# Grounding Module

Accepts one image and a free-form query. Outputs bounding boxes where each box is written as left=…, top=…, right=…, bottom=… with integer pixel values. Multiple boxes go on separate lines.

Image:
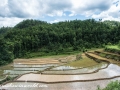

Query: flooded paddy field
left=51, top=62, right=107, bottom=70
left=43, top=62, right=108, bottom=74
left=13, top=64, right=59, bottom=68
left=2, top=77, right=120, bottom=90
left=17, top=64, right=120, bottom=82
left=0, top=53, right=120, bottom=90
left=0, top=56, right=65, bottom=78
left=2, top=64, right=51, bottom=77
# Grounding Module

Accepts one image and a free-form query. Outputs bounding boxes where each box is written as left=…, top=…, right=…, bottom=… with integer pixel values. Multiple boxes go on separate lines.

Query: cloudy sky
left=0, top=0, right=120, bottom=27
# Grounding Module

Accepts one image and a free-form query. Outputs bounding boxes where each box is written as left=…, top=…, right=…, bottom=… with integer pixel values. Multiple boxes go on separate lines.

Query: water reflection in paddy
left=17, top=64, right=120, bottom=82
left=14, top=67, right=47, bottom=71
left=51, top=66, right=76, bottom=70
left=43, top=62, right=108, bottom=74
left=14, top=64, right=58, bottom=68
left=52, top=62, right=107, bottom=70
left=2, top=77, right=120, bottom=90
left=2, top=63, right=58, bottom=77
left=4, top=70, right=38, bottom=75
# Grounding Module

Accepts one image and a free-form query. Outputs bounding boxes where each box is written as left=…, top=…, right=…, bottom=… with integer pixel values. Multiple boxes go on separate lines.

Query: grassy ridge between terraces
left=106, top=45, right=120, bottom=50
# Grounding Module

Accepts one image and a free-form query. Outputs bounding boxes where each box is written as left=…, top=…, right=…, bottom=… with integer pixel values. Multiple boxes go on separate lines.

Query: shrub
left=76, top=54, right=82, bottom=60
left=97, top=80, right=120, bottom=90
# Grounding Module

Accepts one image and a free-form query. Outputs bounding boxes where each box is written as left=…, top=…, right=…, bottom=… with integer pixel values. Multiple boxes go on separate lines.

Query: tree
left=0, top=39, right=14, bottom=65
left=118, top=41, right=120, bottom=49
left=1, top=19, right=120, bottom=58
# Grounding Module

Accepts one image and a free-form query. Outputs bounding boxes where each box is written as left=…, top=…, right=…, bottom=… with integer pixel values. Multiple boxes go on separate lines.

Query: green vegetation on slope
left=106, top=45, right=120, bottom=50
left=103, top=20, right=120, bottom=27
left=66, top=54, right=98, bottom=67
left=0, top=39, right=14, bottom=65
left=105, top=45, right=120, bottom=55
left=0, top=19, right=120, bottom=65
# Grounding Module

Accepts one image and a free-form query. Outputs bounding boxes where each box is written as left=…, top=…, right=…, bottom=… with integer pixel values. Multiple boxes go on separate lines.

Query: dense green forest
left=0, top=19, right=120, bottom=65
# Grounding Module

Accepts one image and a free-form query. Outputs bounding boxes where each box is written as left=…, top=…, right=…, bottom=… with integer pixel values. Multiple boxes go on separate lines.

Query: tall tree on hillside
left=0, top=39, right=14, bottom=65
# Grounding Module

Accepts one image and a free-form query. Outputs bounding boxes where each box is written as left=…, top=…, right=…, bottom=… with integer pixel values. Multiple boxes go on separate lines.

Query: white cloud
left=8, top=0, right=44, bottom=17
left=47, top=11, right=66, bottom=17
left=69, top=11, right=76, bottom=17
left=0, top=17, right=24, bottom=27
left=50, top=20, right=60, bottom=23
left=92, top=0, right=120, bottom=21
left=0, top=0, right=71, bottom=18
left=71, top=0, right=113, bottom=14
left=0, top=0, right=71, bottom=27
left=50, top=19, right=66, bottom=23
left=0, top=0, right=120, bottom=27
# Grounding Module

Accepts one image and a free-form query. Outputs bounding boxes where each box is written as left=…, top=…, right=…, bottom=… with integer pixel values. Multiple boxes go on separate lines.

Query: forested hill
left=0, top=19, right=120, bottom=65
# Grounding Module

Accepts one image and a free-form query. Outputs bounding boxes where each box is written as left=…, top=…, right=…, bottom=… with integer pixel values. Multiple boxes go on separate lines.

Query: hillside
left=0, top=19, right=120, bottom=65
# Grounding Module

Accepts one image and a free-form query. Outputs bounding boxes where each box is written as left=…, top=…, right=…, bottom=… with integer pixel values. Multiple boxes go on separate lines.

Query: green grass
left=106, top=45, right=120, bottom=50
left=99, top=53, right=106, bottom=57
left=97, top=80, right=120, bottom=90
left=22, top=47, right=103, bottom=59
left=0, top=74, right=6, bottom=79
left=66, top=55, right=98, bottom=67
left=23, top=50, right=81, bottom=59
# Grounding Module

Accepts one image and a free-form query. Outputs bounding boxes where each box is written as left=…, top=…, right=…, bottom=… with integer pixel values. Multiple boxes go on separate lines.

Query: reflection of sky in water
left=1, top=63, right=120, bottom=90
left=102, top=64, right=120, bottom=77
left=4, top=70, right=38, bottom=75
left=51, top=66, right=76, bottom=70
left=43, top=62, right=108, bottom=74
left=51, top=62, right=107, bottom=71
left=14, top=64, right=58, bottom=68
left=17, top=64, right=120, bottom=82
left=2, top=77, right=120, bottom=90
left=3, top=63, right=57, bottom=76
left=14, top=67, right=47, bottom=71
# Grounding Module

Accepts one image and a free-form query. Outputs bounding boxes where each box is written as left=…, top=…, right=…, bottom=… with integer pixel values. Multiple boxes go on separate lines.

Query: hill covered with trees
left=0, top=19, right=120, bottom=65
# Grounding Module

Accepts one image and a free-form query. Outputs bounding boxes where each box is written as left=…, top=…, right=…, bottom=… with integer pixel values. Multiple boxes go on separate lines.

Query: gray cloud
left=7, top=0, right=39, bottom=18
left=0, top=0, right=11, bottom=17
left=0, top=0, right=114, bottom=18
left=47, top=0, right=71, bottom=10
left=0, top=0, right=120, bottom=27
left=84, top=1, right=112, bottom=11
left=0, top=0, right=71, bottom=18
left=70, top=0, right=113, bottom=16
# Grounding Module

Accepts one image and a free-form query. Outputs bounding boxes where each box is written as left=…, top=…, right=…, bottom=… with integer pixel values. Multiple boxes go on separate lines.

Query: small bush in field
left=76, top=54, right=82, bottom=60
left=97, top=80, right=120, bottom=90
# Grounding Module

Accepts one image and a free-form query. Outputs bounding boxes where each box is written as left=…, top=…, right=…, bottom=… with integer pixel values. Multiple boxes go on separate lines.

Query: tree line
left=0, top=19, right=120, bottom=65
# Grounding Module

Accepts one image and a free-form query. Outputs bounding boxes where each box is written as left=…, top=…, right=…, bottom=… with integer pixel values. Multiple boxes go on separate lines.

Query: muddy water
left=17, top=64, right=120, bottom=82
left=51, top=66, right=77, bottom=70
left=13, top=64, right=58, bottom=68
left=51, top=62, right=107, bottom=70
left=43, top=62, right=108, bottom=74
left=1, top=62, right=120, bottom=90
left=4, top=70, right=38, bottom=75
left=2, top=77, right=120, bottom=90
left=14, top=59, right=61, bottom=65
left=14, top=67, right=47, bottom=71
left=2, top=64, right=58, bottom=77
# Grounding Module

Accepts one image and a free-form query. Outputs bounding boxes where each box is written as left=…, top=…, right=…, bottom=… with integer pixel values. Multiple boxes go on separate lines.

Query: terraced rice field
left=42, top=62, right=107, bottom=74
left=2, top=77, right=120, bottom=90
left=0, top=50, right=120, bottom=90
left=0, top=55, right=76, bottom=78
